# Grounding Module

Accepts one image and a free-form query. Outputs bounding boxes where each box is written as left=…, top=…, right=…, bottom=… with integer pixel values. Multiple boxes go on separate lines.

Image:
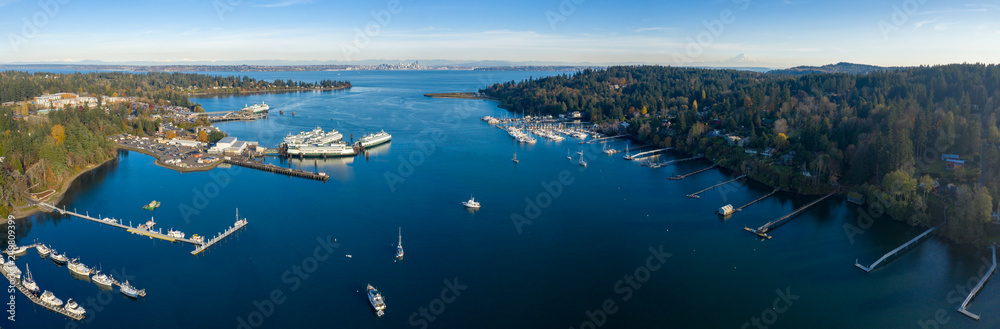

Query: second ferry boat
left=356, top=130, right=392, bottom=148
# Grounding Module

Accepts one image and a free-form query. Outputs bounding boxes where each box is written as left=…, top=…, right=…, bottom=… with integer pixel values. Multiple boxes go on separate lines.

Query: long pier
left=224, top=158, right=329, bottom=181
left=38, top=203, right=203, bottom=245
left=957, top=245, right=996, bottom=320
left=38, top=202, right=249, bottom=256
left=629, top=148, right=673, bottom=160
left=582, top=134, right=627, bottom=144
left=855, top=227, right=937, bottom=272
left=735, top=189, right=779, bottom=211
left=4, top=272, right=84, bottom=320
left=745, top=191, right=836, bottom=239
left=686, top=175, right=746, bottom=198
left=191, top=219, right=248, bottom=255
left=669, top=164, right=718, bottom=180
left=652, top=156, right=702, bottom=168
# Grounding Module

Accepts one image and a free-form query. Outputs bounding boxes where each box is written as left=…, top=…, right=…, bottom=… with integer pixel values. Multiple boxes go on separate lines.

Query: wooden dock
left=735, top=189, right=779, bottom=212
left=629, top=148, right=673, bottom=160
left=669, top=164, right=718, bottom=180
left=686, top=175, right=746, bottom=198
left=191, top=219, right=248, bottom=255
left=855, top=227, right=937, bottom=272
left=224, top=158, right=329, bottom=181
left=5, top=272, right=85, bottom=321
left=38, top=202, right=250, bottom=256
left=745, top=191, right=836, bottom=239
left=957, top=245, right=996, bottom=320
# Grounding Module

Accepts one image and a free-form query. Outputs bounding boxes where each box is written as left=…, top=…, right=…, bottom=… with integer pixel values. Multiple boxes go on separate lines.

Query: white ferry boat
left=241, top=102, right=270, bottom=114
left=286, top=143, right=358, bottom=157
left=357, top=130, right=392, bottom=148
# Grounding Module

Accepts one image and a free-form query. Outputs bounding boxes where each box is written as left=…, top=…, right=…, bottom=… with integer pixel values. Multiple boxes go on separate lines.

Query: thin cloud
left=917, top=8, right=987, bottom=15
left=914, top=19, right=936, bottom=28
left=255, top=0, right=312, bottom=8
left=634, top=27, right=673, bottom=33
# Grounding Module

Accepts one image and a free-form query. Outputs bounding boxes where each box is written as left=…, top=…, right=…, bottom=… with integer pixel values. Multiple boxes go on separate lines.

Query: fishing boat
left=396, top=227, right=404, bottom=260
left=23, top=264, right=39, bottom=295
left=190, top=234, right=205, bottom=244
left=50, top=250, right=68, bottom=265
left=367, top=284, right=387, bottom=317
left=462, top=195, right=481, bottom=209
left=36, top=243, right=50, bottom=257
left=64, top=298, right=86, bottom=316
left=92, top=270, right=114, bottom=288
left=120, top=280, right=139, bottom=298
left=68, top=258, right=92, bottom=276
left=167, top=228, right=185, bottom=239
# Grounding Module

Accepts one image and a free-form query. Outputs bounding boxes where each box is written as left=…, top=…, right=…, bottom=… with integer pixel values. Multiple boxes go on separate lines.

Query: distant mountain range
left=767, top=62, right=903, bottom=75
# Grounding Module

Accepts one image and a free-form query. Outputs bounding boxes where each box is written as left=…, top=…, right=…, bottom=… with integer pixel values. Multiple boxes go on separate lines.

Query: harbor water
left=5, top=70, right=999, bottom=328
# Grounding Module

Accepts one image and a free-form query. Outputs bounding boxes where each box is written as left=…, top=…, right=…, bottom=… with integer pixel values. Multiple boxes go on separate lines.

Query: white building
left=208, top=136, right=238, bottom=154
left=168, top=139, right=205, bottom=148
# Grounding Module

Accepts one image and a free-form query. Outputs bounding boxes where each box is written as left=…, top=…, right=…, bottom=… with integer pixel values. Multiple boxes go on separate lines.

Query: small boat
left=190, top=234, right=205, bottom=244
left=346, top=255, right=352, bottom=258
left=68, top=258, right=92, bottom=276
left=23, top=264, right=39, bottom=295
left=120, top=280, right=139, bottom=298
left=50, top=250, right=68, bottom=265
left=92, top=270, right=114, bottom=288
left=36, top=243, right=50, bottom=257
left=462, top=195, right=481, bottom=209
left=396, top=227, right=404, bottom=260
left=40, top=291, right=63, bottom=307
left=367, top=284, right=386, bottom=317
left=142, top=200, right=160, bottom=211
left=167, top=228, right=185, bottom=239
left=3, top=261, right=21, bottom=278
left=64, top=298, right=86, bottom=316
left=567, top=150, right=572, bottom=160
left=579, top=151, right=587, bottom=167
left=512, top=152, right=518, bottom=163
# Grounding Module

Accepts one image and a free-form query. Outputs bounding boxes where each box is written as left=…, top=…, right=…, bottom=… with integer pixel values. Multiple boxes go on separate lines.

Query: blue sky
left=0, top=0, right=998, bottom=67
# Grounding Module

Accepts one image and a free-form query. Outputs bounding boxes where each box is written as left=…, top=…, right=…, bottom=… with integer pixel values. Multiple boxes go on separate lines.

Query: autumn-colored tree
left=50, top=124, right=66, bottom=145
left=198, top=130, right=208, bottom=143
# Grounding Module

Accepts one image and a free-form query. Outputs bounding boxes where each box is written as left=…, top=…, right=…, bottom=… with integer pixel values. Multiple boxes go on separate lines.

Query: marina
left=685, top=175, right=746, bottom=198
left=745, top=191, right=837, bottom=239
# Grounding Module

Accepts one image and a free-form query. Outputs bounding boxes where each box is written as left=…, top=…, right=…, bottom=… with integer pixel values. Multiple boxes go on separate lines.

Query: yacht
left=68, top=258, right=92, bottom=276
left=64, top=298, right=86, bottom=316
left=23, top=264, right=39, bottom=295
left=120, top=280, right=139, bottom=298
left=40, top=291, right=63, bottom=307
left=462, top=195, right=481, bottom=209
left=36, top=243, right=50, bottom=257
left=167, top=228, right=185, bottom=239
left=396, top=227, right=404, bottom=260
left=367, top=284, right=386, bottom=317
left=50, top=250, right=68, bottom=265
left=92, top=270, right=114, bottom=288
left=3, top=261, right=21, bottom=278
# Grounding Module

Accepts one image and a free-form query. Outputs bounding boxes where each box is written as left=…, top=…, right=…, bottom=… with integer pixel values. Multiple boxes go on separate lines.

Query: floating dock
left=735, top=189, right=779, bottom=212
left=669, top=164, right=718, bottom=180
left=686, top=175, right=746, bottom=198
left=191, top=219, right=248, bottom=255
left=957, top=245, right=996, bottom=320
left=855, top=226, right=937, bottom=272
left=745, top=191, right=836, bottom=239
left=224, top=158, right=329, bottom=181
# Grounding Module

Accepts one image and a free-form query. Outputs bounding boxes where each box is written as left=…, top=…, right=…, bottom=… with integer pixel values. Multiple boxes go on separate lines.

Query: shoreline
left=116, top=145, right=222, bottom=173
left=185, top=85, right=351, bottom=97
left=424, top=92, right=495, bottom=100
left=11, top=155, right=117, bottom=220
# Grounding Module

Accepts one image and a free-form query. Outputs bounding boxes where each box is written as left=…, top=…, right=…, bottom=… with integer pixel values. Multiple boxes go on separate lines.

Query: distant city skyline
left=1, top=0, right=998, bottom=68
